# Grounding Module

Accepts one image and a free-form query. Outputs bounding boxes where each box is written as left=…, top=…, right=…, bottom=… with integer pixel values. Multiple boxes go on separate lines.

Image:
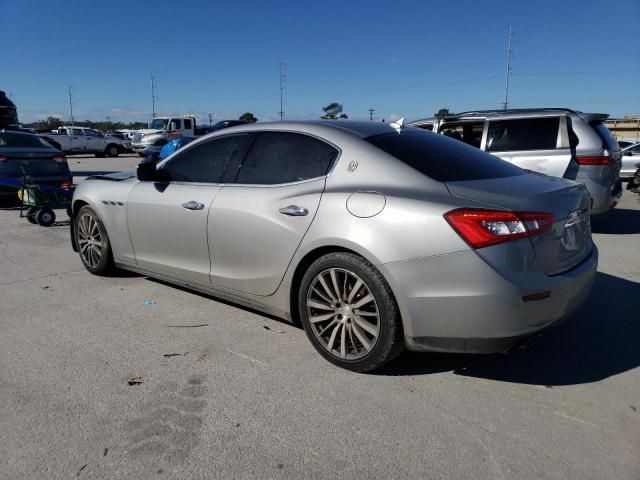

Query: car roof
left=224, top=120, right=406, bottom=139
left=411, top=108, right=610, bottom=124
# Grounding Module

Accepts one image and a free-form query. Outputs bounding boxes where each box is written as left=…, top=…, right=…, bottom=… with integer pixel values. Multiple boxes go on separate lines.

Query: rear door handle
left=279, top=205, right=309, bottom=216
left=182, top=201, right=205, bottom=210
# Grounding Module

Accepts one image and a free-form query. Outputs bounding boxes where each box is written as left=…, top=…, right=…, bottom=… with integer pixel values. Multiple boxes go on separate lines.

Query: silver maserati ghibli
left=70, top=121, right=597, bottom=372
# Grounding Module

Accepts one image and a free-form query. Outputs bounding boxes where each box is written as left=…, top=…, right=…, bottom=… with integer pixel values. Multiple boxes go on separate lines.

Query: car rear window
left=365, top=130, right=525, bottom=182
left=0, top=159, right=69, bottom=176
left=486, top=117, right=559, bottom=152
left=0, top=132, right=54, bottom=148
left=590, top=121, right=619, bottom=152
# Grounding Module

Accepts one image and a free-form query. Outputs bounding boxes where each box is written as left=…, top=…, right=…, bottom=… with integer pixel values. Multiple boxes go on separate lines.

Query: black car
left=0, top=130, right=73, bottom=202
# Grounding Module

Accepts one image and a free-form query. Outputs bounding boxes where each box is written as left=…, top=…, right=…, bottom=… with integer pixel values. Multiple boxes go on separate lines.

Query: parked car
left=410, top=109, right=623, bottom=215
left=617, top=140, right=633, bottom=149
left=39, top=126, right=130, bottom=157
left=0, top=130, right=72, bottom=201
left=131, top=116, right=196, bottom=154
left=140, top=136, right=196, bottom=163
left=620, top=142, right=640, bottom=179
left=70, top=121, right=597, bottom=372
left=198, top=120, right=248, bottom=135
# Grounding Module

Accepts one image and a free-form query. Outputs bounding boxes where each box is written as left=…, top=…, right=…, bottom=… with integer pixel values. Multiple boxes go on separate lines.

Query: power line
left=502, top=25, right=514, bottom=110
left=514, top=69, right=640, bottom=77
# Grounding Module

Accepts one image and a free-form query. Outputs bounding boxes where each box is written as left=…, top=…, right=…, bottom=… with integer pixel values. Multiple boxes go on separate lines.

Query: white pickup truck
left=39, top=126, right=131, bottom=157
left=131, top=116, right=197, bottom=154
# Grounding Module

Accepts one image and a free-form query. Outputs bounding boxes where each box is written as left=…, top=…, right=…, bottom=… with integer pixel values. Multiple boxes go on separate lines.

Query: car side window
left=438, top=122, right=484, bottom=148
left=235, top=132, right=337, bottom=185
left=486, top=118, right=560, bottom=152
left=162, top=134, right=254, bottom=183
left=169, top=119, right=181, bottom=131
left=183, top=119, right=192, bottom=129
left=72, top=128, right=84, bottom=136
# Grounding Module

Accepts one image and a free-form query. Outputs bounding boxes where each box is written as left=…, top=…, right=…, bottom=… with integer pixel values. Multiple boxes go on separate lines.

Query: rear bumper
left=583, top=176, right=622, bottom=215
left=384, top=246, right=598, bottom=354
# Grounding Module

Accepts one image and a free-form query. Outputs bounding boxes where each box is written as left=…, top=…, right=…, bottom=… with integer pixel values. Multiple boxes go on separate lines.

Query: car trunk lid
left=446, top=173, right=593, bottom=275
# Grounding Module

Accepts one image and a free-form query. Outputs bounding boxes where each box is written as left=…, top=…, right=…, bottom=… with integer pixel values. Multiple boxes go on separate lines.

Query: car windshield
left=0, top=131, right=53, bottom=148
left=149, top=119, right=168, bottom=130
left=365, top=129, right=525, bottom=182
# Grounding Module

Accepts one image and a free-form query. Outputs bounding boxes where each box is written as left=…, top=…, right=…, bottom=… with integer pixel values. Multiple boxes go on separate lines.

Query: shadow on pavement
left=591, top=207, right=640, bottom=235
left=378, top=272, right=640, bottom=385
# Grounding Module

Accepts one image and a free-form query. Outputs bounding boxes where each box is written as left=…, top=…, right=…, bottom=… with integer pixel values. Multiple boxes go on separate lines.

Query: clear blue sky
left=2, top=0, right=639, bottom=124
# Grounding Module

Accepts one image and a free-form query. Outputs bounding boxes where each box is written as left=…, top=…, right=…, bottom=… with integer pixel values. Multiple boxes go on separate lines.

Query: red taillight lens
left=52, top=155, right=66, bottom=163
left=575, top=155, right=614, bottom=165
left=0, top=155, right=7, bottom=161
left=60, top=182, right=72, bottom=190
left=444, top=208, right=554, bottom=249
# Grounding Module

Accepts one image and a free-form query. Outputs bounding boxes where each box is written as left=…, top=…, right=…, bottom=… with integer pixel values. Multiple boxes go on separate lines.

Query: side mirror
left=137, top=159, right=157, bottom=181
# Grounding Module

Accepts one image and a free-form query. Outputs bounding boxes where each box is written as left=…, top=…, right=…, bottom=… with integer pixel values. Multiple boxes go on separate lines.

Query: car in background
left=617, top=140, right=633, bottom=149
left=410, top=109, right=622, bottom=215
left=0, top=130, right=72, bottom=201
left=140, top=136, right=196, bottom=163
left=620, top=142, right=640, bottom=179
left=197, top=120, right=247, bottom=135
left=70, top=121, right=596, bottom=372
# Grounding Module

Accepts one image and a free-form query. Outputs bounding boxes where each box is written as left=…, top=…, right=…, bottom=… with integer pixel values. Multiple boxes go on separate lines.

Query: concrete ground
left=0, top=154, right=638, bottom=479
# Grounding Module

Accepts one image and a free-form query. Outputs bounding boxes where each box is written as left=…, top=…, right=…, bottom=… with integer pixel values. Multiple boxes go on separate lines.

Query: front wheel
left=105, top=144, right=119, bottom=157
left=75, top=206, right=115, bottom=275
left=298, top=252, right=404, bottom=372
left=36, top=208, right=56, bottom=227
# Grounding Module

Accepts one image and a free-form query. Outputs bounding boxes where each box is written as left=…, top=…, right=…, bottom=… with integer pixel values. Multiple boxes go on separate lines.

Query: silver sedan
left=70, top=121, right=597, bottom=372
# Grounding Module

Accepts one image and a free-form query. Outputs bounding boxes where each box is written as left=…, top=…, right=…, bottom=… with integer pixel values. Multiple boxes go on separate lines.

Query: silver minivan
left=410, top=109, right=622, bottom=214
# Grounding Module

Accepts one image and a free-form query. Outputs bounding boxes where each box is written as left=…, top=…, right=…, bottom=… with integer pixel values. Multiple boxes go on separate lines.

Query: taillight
left=0, top=155, right=7, bottom=161
left=60, top=182, right=72, bottom=190
left=52, top=155, right=66, bottom=163
left=575, top=155, right=614, bottom=165
left=444, top=208, right=554, bottom=249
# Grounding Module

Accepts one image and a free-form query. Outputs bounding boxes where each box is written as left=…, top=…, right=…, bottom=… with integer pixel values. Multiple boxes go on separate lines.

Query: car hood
left=86, top=170, right=136, bottom=181
left=138, top=129, right=164, bottom=136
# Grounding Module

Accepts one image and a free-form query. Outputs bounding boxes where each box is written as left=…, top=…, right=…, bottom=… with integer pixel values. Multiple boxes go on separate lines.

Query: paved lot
left=1, top=156, right=639, bottom=479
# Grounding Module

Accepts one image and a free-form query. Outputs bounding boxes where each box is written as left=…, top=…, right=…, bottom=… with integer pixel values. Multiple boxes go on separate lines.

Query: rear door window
left=235, top=132, right=338, bottom=185
left=486, top=117, right=559, bottom=152
left=162, top=134, right=255, bottom=183
left=438, top=122, right=484, bottom=148
left=365, top=130, right=524, bottom=182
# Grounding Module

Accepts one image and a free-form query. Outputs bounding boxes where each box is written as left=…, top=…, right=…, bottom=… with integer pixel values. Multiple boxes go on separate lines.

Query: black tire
left=36, top=208, right=56, bottom=227
left=298, top=252, right=404, bottom=372
left=75, top=205, right=115, bottom=275
left=105, top=144, right=119, bottom=157
left=66, top=206, right=73, bottom=218
left=26, top=207, right=38, bottom=224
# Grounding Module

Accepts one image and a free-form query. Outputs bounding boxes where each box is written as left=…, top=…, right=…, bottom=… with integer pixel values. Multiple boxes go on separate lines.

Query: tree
left=434, top=108, right=451, bottom=119
left=239, top=112, right=258, bottom=123
left=321, top=102, right=348, bottom=119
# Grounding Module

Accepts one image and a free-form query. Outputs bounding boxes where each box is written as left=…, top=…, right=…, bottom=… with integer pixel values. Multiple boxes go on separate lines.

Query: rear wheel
left=105, top=144, right=119, bottom=157
left=36, top=208, right=55, bottom=227
left=75, top=205, right=115, bottom=275
left=26, top=207, right=38, bottom=224
left=298, top=252, right=404, bottom=372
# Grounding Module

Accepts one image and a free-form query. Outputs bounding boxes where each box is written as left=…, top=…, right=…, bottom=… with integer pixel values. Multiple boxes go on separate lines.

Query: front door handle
left=182, top=201, right=205, bottom=211
left=279, top=205, right=309, bottom=216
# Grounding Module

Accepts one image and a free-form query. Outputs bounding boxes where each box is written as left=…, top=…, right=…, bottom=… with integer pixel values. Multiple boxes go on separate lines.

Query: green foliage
left=321, top=102, right=348, bottom=120
left=239, top=112, right=258, bottom=123
left=26, top=117, right=147, bottom=132
left=434, top=108, right=451, bottom=119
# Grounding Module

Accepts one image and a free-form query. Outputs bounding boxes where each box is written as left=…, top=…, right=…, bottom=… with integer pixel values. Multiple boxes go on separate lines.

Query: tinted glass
left=365, top=130, right=525, bottom=182
left=72, top=129, right=84, bottom=136
left=439, top=122, right=484, bottom=148
left=0, top=159, right=69, bottom=176
left=591, top=122, right=619, bottom=152
left=162, top=134, right=253, bottom=183
left=0, top=132, right=53, bottom=148
left=486, top=117, right=559, bottom=152
left=235, top=132, right=337, bottom=185
left=183, top=119, right=192, bottom=129
left=86, top=129, right=101, bottom=137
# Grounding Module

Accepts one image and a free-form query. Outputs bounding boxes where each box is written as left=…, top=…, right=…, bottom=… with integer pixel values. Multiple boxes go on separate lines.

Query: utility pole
left=151, top=75, right=158, bottom=118
left=502, top=26, right=514, bottom=110
left=208, top=113, right=212, bottom=125
left=106, top=116, right=112, bottom=131
left=68, top=86, right=75, bottom=126
left=368, top=108, right=375, bottom=121
left=279, top=62, right=286, bottom=121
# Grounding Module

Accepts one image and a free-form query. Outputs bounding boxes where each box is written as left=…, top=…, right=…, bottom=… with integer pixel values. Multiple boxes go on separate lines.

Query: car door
left=70, top=128, right=87, bottom=152
left=85, top=129, right=104, bottom=152
left=484, top=116, right=572, bottom=178
left=126, top=134, right=254, bottom=283
left=208, top=131, right=338, bottom=296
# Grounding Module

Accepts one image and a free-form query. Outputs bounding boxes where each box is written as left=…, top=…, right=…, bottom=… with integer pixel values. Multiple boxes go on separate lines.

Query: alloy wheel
left=306, top=268, right=380, bottom=360
left=77, top=213, right=103, bottom=268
